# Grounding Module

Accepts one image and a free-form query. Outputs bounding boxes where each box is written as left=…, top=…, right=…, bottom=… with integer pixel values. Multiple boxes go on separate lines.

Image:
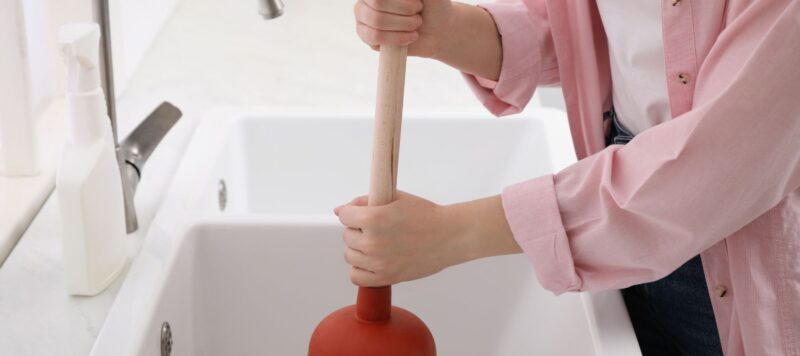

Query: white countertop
left=0, top=102, right=68, bottom=264
left=0, top=0, right=564, bottom=354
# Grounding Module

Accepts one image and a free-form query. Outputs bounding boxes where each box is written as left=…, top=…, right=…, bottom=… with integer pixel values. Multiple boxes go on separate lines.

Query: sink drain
left=161, top=321, right=173, bottom=356
left=218, top=179, right=227, bottom=211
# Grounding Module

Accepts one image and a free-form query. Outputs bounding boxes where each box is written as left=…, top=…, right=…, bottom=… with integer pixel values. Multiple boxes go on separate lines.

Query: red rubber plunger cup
left=308, top=45, right=436, bottom=355
left=309, top=287, right=436, bottom=355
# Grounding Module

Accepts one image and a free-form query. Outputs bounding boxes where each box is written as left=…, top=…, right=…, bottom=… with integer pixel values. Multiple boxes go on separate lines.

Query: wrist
left=439, top=202, right=481, bottom=265
left=440, top=195, right=520, bottom=265
left=441, top=203, right=480, bottom=265
left=430, top=2, right=502, bottom=80
left=427, top=2, right=467, bottom=62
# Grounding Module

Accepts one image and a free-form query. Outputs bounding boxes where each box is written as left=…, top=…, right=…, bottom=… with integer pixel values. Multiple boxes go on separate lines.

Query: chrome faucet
left=116, top=102, right=181, bottom=233
left=92, top=0, right=284, bottom=233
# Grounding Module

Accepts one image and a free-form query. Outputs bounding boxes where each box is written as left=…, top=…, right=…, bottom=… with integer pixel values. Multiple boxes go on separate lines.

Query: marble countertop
left=0, top=195, right=128, bottom=355
left=0, top=0, right=564, bottom=354
left=0, top=102, right=67, bottom=264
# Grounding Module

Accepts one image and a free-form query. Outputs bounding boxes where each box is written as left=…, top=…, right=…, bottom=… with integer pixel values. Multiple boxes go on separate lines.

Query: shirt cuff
left=501, top=174, right=582, bottom=294
left=462, top=1, right=541, bottom=116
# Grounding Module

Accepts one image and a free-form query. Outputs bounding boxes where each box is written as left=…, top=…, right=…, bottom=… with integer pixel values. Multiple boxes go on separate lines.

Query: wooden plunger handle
left=356, top=45, right=408, bottom=322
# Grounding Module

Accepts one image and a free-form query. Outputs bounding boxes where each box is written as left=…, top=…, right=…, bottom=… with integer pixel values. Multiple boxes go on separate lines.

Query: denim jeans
left=605, top=110, right=723, bottom=356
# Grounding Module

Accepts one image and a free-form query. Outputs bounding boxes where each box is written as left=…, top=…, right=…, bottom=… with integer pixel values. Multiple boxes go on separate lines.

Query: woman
left=336, top=1, right=800, bottom=354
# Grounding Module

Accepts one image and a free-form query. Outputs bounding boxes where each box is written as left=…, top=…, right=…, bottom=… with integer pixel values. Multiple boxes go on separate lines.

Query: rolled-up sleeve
left=502, top=0, right=800, bottom=294
left=462, top=0, right=559, bottom=116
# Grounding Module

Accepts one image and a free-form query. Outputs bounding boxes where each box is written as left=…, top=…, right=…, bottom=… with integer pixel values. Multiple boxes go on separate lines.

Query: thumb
left=334, top=195, right=369, bottom=215
left=349, top=195, right=369, bottom=206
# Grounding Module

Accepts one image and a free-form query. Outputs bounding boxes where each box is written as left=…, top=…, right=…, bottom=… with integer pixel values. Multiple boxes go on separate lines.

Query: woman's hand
left=353, top=0, right=503, bottom=80
left=335, top=192, right=466, bottom=286
left=354, top=0, right=455, bottom=58
left=334, top=191, right=521, bottom=287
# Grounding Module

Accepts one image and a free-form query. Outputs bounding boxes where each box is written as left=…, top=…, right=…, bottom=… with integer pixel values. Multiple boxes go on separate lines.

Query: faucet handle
left=120, top=102, right=182, bottom=171
left=119, top=101, right=182, bottom=233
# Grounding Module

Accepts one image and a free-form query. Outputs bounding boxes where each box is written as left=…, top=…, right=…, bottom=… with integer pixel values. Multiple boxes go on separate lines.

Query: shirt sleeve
left=462, top=0, right=559, bottom=116
left=502, top=0, right=800, bottom=294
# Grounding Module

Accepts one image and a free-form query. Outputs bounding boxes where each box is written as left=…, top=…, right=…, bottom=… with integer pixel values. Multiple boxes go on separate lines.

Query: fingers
left=344, top=247, right=373, bottom=271
left=338, top=203, right=391, bottom=230
left=343, top=231, right=392, bottom=287
left=337, top=204, right=369, bottom=228
left=362, top=0, right=423, bottom=16
left=349, top=195, right=369, bottom=207
left=355, top=1, right=422, bottom=32
left=356, top=22, right=419, bottom=47
left=334, top=195, right=368, bottom=216
left=336, top=192, right=405, bottom=228
left=354, top=0, right=420, bottom=47
left=350, top=266, right=385, bottom=287
left=342, top=227, right=368, bottom=252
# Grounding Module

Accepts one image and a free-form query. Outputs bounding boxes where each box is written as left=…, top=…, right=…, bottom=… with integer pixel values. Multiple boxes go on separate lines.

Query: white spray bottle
left=56, top=23, right=127, bottom=296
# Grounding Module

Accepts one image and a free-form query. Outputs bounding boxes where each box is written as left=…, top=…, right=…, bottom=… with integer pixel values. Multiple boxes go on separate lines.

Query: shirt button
left=672, top=0, right=682, bottom=6
left=714, top=285, right=728, bottom=298
left=678, top=73, right=691, bottom=85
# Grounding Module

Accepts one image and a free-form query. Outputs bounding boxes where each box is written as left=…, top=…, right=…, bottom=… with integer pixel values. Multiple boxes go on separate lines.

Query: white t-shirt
left=596, top=0, right=671, bottom=135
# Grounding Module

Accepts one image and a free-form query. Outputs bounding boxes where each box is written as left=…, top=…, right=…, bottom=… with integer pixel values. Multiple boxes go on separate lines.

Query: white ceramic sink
left=91, top=108, right=641, bottom=355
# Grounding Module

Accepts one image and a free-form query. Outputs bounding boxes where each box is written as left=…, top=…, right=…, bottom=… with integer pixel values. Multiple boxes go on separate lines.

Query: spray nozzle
left=59, top=23, right=102, bottom=93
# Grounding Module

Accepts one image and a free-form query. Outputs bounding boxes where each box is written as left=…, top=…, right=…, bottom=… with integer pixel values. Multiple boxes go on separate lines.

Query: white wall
left=110, top=0, right=182, bottom=95
left=6, top=0, right=180, bottom=111
left=0, top=0, right=93, bottom=129
left=0, top=0, right=39, bottom=175
left=26, top=0, right=95, bottom=111
left=1, top=0, right=97, bottom=175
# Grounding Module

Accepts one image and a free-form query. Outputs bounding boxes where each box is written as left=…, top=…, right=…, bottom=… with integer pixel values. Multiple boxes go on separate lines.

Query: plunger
left=308, top=45, right=436, bottom=355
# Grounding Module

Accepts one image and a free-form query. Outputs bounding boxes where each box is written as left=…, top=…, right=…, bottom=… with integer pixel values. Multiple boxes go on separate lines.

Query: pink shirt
left=464, top=1, right=800, bottom=355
